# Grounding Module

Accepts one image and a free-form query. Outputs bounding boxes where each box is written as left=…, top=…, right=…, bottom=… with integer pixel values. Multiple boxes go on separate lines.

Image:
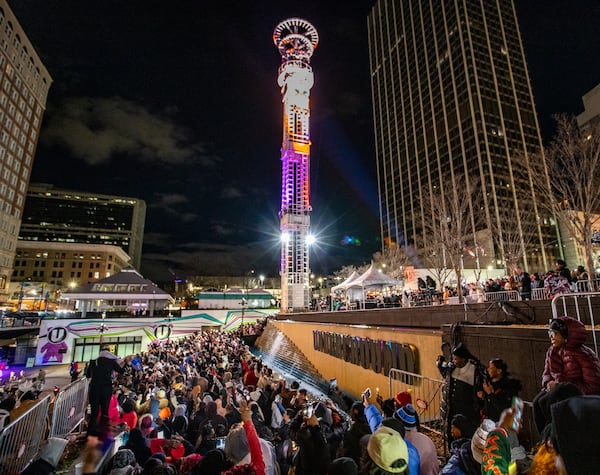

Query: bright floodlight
left=306, top=234, right=316, bottom=245
left=281, top=232, right=291, bottom=243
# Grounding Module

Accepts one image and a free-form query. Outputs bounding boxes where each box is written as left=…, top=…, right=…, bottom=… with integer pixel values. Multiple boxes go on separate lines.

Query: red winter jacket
left=542, top=316, right=600, bottom=395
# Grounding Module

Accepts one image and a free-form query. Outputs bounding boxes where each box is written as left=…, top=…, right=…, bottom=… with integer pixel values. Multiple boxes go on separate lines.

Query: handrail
left=551, top=292, right=600, bottom=354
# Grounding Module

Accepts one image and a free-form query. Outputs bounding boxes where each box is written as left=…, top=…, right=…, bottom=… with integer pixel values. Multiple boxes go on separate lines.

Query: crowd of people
left=67, top=312, right=600, bottom=475
left=481, top=259, right=595, bottom=300
left=7, top=307, right=596, bottom=475
left=74, top=320, right=386, bottom=475
left=330, top=258, right=597, bottom=311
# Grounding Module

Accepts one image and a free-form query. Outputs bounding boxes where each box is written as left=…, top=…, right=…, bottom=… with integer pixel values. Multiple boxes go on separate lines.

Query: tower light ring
left=277, top=33, right=315, bottom=58
left=273, top=18, right=319, bottom=60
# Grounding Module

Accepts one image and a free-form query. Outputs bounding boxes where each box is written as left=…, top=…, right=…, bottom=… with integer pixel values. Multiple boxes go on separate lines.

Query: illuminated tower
left=273, top=18, right=318, bottom=313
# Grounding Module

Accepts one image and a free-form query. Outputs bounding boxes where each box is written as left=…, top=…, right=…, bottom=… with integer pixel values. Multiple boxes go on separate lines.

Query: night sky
left=7, top=1, right=600, bottom=283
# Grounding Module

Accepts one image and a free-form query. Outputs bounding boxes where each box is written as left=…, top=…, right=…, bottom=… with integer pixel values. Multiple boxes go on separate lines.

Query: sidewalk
left=2, top=362, right=73, bottom=397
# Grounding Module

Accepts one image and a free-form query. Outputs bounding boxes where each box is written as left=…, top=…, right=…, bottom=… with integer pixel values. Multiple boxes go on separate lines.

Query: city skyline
left=7, top=0, right=600, bottom=282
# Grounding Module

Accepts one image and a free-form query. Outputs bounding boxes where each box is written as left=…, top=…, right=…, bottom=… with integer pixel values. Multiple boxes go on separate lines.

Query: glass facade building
left=368, top=0, right=556, bottom=271
left=20, top=183, right=146, bottom=270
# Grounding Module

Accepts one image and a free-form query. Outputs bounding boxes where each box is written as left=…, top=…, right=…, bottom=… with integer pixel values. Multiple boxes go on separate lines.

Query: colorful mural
left=35, top=308, right=278, bottom=365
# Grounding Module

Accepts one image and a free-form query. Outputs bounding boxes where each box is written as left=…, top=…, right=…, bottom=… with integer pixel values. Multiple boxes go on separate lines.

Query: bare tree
left=331, top=263, right=370, bottom=282
left=525, top=115, right=600, bottom=283
left=424, top=174, right=484, bottom=302
left=421, top=243, right=454, bottom=290
left=371, top=245, right=411, bottom=280
left=492, top=205, right=540, bottom=276
left=331, top=265, right=358, bottom=281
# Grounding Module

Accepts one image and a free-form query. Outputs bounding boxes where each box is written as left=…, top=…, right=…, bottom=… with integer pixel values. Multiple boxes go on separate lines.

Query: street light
left=240, top=297, right=247, bottom=335
left=99, top=311, right=107, bottom=344
left=259, top=274, right=265, bottom=288
left=167, top=311, right=173, bottom=343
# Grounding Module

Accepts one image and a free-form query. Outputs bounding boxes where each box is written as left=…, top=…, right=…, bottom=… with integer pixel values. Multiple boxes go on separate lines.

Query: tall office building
left=0, top=1, right=51, bottom=303
left=577, top=83, right=600, bottom=130
left=20, top=183, right=146, bottom=270
left=273, top=19, right=319, bottom=312
left=368, top=0, right=554, bottom=271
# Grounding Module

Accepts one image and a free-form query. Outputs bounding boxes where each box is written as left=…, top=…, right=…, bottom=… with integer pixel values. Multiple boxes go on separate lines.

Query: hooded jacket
left=87, top=349, right=125, bottom=388
left=542, top=316, right=600, bottom=395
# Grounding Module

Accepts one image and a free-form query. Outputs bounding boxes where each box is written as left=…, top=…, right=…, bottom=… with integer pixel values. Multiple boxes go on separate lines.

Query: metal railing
left=0, top=394, right=50, bottom=474
left=388, top=368, right=444, bottom=434
left=50, top=377, right=89, bottom=438
left=483, top=290, right=520, bottom=302
left=575, top=278, right=600, bottom=293
left=531, top=288, right=548, bottom=300
left=551, top=292, right=599, bottom=354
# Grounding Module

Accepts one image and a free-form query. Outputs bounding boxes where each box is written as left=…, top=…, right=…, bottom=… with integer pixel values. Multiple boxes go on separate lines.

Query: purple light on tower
left=273, top=18, right=319, bottom=313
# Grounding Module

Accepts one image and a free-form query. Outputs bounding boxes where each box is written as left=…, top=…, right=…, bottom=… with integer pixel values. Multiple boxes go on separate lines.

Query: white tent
left=328, top=265, right=404, bottom=309
left=346, top=264, right=403, bottom=289
left=344, top=264, right=403, bottom=307
left=331, top=271, right=360, bottom=293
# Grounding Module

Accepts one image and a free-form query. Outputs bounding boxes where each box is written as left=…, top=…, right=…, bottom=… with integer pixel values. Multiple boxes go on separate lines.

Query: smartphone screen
left=216, top=437, right=226, bottom=449
left=512, top=397, right=523, bottom=431
left=157, top=431, right=164, bottom=439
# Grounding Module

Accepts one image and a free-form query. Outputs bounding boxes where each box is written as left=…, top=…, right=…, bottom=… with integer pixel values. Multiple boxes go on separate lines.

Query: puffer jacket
left=542, top=316, right=600, bottom=395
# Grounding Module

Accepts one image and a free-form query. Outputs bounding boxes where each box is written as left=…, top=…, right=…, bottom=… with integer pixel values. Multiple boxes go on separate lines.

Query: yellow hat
left=367, top=426, right=409, bottom=473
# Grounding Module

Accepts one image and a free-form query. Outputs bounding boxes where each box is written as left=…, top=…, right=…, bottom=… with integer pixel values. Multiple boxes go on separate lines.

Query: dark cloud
left=41, top=96, right=218, bottom=166
left=142, top=241, right=278, bottom=278
left=220, top=187, right=243, bottom=200
left=148, top=193, right=197, bottom=223
left=142, top=232, right=172, bottom=249
left=152, top=193, right=188, bottom=206
left=210, top=223, right=237, bottom=236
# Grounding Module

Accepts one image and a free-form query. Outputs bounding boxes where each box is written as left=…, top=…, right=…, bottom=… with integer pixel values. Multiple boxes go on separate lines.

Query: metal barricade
left=531, top=287, right=548, bottom=300
left=0, top=394, right=50, bottom=474
left=552, top=292, right=600, bottom=354
left=575, top=278, right=600, bottom=293
left=483, top=290, right=520, bottom=302
left=388, top=368, right=444, bottom=434
left=50, top=376, right=89, bottom=438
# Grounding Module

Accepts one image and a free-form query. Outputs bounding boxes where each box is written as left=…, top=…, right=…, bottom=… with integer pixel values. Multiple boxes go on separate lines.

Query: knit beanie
left=452, top=342, right=471, bottom=359
left=450, top=414, right=470, bottom=437
left=394, top=404, right=417, bottom=429
left=471, top=419, right=496, bottom=464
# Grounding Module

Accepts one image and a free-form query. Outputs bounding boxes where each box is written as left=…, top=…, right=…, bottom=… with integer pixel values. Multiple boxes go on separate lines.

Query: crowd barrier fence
left=575, top=278, right=600, bottom=293
left=388, top=368, right=444, bottom=434
left=0, top=394, right=50, bottom=474
left=483, top=290, right=519, bottom=302
left=552, top=292, right=599, bottom=354
left=50, top=376, right=89, bottom=438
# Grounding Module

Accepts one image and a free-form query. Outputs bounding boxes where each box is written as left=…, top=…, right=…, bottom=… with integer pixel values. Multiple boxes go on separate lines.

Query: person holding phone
left=480, top=403, right=521, bottom=475
left=477, top=358, right=522, bottom=422
left=224, top=399, right=277, bottom=475
left=291, top=406, right=331, bottom=474
left=437, top=342, right=485, bottom=442
left=341, top=398, right=372, bottom=464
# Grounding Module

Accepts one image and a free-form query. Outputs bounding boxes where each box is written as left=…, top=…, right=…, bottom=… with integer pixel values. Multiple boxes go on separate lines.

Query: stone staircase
left=252, top=322, right=331, bottom=395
